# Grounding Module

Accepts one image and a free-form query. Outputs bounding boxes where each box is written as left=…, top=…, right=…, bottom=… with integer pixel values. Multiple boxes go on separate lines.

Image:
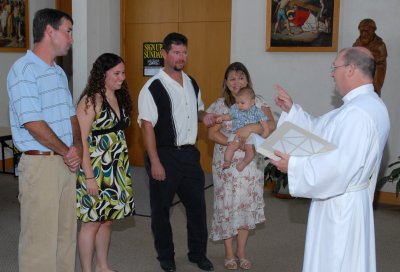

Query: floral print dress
left=207, top=97, right=267, bottom=241
left=77, top=101, right=135, bottom=222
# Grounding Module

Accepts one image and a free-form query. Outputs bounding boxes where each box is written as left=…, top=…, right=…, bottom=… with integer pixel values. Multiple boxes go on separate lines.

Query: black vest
left=148, top=76, right=199, bottom=147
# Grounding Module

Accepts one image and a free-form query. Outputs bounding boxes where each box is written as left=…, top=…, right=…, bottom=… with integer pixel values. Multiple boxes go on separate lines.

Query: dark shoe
left=159, top=259, right=176, bottom=272
left=189, top=257, right=214, bottom=271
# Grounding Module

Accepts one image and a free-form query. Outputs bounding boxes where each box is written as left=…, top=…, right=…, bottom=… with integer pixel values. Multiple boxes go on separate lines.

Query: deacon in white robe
left=271, top=47, right=390, bottom=272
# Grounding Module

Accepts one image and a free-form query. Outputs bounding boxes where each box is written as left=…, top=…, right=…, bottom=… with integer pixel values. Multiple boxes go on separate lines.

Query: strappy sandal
left=224, top=258, right=238, bottom=270
left=239, top=258, right=252, bottom=270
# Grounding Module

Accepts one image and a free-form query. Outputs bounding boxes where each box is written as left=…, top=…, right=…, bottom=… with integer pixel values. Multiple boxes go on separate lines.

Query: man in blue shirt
left=7, top=8, right=82, bottom=272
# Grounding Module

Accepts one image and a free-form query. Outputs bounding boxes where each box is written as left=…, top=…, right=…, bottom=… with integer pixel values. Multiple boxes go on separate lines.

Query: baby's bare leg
left=236, top=144, right=255, bottom=172
left=223, top=140, right=241, bottom=169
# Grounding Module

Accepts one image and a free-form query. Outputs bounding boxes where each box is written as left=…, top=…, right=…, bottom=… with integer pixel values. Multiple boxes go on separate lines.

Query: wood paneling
left=56, top=0, right=72, bottom=15
left=179, top=22, right=231, bottom=169
left=123, top=23, right=178, bottom=166
left=55, top=0, right=72, bottom=74
left=179, top=22, right=231, bottom=107
left=374, top=192, right=400, bottom=206
left=179, top=0, right=231, bottom=22
left=121, top=0, right=231, bottom=172
left=125, top=0, right=179, bottom=23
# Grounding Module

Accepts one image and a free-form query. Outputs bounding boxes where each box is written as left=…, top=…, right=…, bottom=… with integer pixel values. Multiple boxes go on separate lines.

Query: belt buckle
left=176, top=144, right=193, bottom=150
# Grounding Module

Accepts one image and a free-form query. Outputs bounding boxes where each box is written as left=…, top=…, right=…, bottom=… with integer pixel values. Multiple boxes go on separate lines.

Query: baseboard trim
left=0, top=158, right=13, bottom=171
left=265, top=181, right=400, bottom=206
left=374, top=191, right=400, bottom=205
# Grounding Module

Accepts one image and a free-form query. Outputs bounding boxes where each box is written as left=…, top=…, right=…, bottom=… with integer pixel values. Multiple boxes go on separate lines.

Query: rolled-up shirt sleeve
left=137, top=87, right=158, bottom=127
left=197, top=89, right=205, bottom=112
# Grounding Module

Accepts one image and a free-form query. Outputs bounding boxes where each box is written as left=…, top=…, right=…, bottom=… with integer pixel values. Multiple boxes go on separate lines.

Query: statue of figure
left=353, top=18, right=387, bottom=96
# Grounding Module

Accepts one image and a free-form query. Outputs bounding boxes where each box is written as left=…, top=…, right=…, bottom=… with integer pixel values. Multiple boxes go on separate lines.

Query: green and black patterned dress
left=77, top=101, right=135, bottom=222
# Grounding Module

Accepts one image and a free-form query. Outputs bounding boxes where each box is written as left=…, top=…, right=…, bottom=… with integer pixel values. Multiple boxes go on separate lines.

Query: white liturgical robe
left=278, top=84, right=390, bottom=272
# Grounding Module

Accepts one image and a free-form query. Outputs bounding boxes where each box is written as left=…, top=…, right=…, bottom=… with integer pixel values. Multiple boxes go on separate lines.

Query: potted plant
left=376, top=156, right=400, bottom=197
left=264, top=161, right=291, bottom=198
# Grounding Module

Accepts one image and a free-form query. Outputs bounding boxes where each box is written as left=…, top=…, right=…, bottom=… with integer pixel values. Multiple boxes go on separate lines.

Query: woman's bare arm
left=262, top=105, right=276, bottom=135
left=208, top=123, right=229, bottom=146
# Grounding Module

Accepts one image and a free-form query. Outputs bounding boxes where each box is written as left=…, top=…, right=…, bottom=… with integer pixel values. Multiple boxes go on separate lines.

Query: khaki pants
left=18, top=154, right=77, bottom=272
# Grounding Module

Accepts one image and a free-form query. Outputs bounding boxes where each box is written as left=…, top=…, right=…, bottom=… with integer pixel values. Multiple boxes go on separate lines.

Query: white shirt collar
left=342, top=84, right=374, bottom=103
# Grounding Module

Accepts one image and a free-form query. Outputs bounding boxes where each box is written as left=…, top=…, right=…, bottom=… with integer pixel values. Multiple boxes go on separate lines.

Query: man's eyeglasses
left=330, top=64, right=348, bottom=72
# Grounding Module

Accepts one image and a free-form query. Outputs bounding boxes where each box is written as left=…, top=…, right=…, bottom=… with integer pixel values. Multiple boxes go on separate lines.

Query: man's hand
left=269, top=150, right=290, bottom=173
left=202, top=113, right=218, bottom=127
left=151, top=160, right=166, bottom=181
left=274, top=84, right=293, bottom=113
left=63, top=145, right=82, bottom=172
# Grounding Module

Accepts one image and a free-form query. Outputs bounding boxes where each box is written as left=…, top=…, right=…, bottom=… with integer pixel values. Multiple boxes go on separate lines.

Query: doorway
left=121, top=0, right=232, bottom=172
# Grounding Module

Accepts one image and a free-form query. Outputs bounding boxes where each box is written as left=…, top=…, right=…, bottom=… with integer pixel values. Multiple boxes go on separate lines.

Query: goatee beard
left=173, top=66, right=183, bottom=72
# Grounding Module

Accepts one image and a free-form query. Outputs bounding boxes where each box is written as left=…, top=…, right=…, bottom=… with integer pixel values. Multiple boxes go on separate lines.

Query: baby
left=217, top=86, right=269, bottom=171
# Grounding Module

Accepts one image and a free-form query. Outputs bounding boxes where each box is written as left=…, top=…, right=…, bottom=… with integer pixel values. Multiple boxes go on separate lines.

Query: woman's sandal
left=239, top=258, right=252, bottom=270
left=224, top=258, right=238, bottom=270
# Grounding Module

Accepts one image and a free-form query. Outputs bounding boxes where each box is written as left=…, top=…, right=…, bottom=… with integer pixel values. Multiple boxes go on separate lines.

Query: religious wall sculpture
left=353, top=18, right=387, bottom=96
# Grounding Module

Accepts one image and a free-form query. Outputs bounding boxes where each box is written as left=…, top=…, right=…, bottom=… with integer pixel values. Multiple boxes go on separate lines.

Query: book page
left=255, top=121, right=336, bottom=161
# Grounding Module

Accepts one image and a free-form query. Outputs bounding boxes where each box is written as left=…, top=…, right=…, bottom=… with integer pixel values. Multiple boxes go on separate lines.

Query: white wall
left=0, top=0, right=54, bottom=128
left=0, top=0, right=54, bottom=159
left=0, top=0, right=120, bottom=159
left=231, top=0, right=400, bottom=192
left=72, top=0, right=120, bottom=104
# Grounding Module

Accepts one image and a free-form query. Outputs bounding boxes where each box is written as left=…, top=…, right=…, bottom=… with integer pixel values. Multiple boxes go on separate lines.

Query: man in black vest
left=138, top=32, right=217, bottom=272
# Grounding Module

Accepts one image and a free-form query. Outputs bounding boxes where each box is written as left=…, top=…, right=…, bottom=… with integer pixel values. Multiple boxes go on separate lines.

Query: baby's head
left=235, top=87, right=256, bottom=111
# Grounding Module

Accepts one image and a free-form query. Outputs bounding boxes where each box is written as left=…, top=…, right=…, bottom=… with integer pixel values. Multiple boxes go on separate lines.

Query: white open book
left=255, top=121, right=336, bottom=161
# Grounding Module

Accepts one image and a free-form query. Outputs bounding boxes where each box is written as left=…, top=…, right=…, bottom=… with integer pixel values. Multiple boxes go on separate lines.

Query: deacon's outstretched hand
left=274, top=84, right=293, bottom=113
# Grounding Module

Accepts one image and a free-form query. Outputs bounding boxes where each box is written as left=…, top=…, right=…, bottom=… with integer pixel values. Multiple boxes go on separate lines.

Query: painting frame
left=266, top=0, right=340, bottom=52
left=0, top=0, right=29, bottom=53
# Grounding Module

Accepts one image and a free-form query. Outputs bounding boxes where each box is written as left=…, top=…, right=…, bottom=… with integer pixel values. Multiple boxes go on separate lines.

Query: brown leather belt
left=24, top=150, right=58, bottom=156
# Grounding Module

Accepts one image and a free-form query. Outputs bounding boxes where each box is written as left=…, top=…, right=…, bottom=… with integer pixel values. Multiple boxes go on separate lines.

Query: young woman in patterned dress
left=76, top=53, right=134, bottom=272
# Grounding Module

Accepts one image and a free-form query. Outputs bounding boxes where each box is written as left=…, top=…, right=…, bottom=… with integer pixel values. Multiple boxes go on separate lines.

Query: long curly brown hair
left=78, top=53, right=133, bottom=121
left=221, top=62, right=253, bottom=108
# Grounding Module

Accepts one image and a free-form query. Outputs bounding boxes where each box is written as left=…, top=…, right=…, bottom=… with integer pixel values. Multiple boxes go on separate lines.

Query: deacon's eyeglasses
left=330, top=64, right=348, bottom=72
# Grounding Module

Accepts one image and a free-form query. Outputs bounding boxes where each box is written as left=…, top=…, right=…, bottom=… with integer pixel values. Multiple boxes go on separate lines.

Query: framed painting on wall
left=266, top=0, right=340, bottom=52
left=0, top=0, right=29, bottom=53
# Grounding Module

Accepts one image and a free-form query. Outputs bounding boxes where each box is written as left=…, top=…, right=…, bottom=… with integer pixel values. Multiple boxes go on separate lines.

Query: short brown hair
left=237, top=86, right=255, bottom=99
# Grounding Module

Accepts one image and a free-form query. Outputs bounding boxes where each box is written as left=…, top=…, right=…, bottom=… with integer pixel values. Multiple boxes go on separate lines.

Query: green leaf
left=377, top=158, right=400, bottom=198
left=274, top=179, right=282, bottom=194
left=388, top=167, right=400, bottom=176
left=264, top=162, right=288, bottom=194
left=388, top=160, right=400, bottom=168
left=282, top=175, right=288, bottom=188
left=376, top=177, right=389, bottom=191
